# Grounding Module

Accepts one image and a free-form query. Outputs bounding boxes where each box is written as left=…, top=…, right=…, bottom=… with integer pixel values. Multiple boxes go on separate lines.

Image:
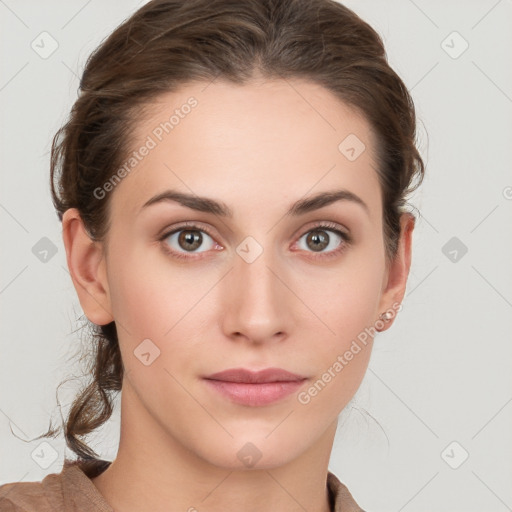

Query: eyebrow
left=141, top=188, right=370, bottom=217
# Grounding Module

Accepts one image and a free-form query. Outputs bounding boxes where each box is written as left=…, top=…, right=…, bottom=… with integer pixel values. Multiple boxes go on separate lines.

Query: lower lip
left=204, top=379, right=307, bottom=406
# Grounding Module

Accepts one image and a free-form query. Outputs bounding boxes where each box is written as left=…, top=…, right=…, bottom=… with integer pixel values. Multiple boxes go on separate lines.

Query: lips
left=203, top=368, right=308, bottom=406
left=204, top=367, right=306, bottom=384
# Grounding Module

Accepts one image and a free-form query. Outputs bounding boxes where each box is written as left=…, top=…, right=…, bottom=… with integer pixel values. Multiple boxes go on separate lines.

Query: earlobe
left=376, top=212, right=415, bottom=332
left=61, top=208, right=114, bottom=326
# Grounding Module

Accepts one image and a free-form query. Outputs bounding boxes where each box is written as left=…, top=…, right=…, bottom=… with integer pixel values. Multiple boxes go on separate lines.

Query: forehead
left=109, top=78, right=381, bottom=223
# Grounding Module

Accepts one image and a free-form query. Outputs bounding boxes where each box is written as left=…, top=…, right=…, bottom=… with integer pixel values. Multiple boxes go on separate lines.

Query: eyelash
left=158, top=221, right=352, bottom=261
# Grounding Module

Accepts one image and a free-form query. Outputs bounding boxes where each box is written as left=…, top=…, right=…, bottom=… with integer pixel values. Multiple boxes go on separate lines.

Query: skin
left=62, top=77, right=414, bottom=512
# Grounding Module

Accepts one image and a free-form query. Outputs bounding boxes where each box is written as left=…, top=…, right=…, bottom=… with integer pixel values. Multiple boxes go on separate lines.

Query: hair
left=24, top=0, right=425, bottom=467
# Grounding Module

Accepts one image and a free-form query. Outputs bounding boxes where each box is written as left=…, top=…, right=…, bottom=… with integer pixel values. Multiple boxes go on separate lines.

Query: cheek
left=295, top=247, right=384, bottom=400
left=108, top=267, right=164, bottom=338
left=107, top=258, right=208, bottom=408
left=107, top=245, right=217, bottom=361
left=107, top=239, right=186, bottom=330
left=302, top=249, right=384, bottom=343
left=296, top=285, right=377, bottom=418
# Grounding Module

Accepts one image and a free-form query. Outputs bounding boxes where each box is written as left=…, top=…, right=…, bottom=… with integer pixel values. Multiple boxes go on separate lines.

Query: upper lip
left=204, top=368, right=306, bottom=384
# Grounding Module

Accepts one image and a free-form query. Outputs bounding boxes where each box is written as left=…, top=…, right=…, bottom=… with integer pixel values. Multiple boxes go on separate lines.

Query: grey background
left=1, top=1, right=511, bottom=511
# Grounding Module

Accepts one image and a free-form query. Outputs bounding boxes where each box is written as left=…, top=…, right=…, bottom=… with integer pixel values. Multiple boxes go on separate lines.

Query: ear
left=61, top=208, right=114, bottom=326
left=376, top=212, right=415, bottom=332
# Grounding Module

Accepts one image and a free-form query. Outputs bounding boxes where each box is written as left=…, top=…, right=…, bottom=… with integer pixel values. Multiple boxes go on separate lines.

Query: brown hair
left=26, top=0, right=424, bottom=464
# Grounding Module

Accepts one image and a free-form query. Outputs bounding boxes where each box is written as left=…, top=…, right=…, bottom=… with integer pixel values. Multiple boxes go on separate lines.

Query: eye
left=158, top=221, right=351, bottom=261
left=159, top=223, right=221, bottom=260
left=294, top=222, right=351, bottom=259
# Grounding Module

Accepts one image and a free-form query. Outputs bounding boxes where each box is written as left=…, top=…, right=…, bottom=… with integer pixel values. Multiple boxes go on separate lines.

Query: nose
left=220, top=240, right=292, bottom=344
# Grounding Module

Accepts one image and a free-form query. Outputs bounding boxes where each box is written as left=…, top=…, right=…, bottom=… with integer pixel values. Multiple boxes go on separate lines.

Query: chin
left=193, top=431, right=308, bottom=471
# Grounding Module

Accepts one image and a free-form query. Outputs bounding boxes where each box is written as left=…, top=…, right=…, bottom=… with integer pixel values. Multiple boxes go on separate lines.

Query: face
left=63, top=77, right=413, bottom=470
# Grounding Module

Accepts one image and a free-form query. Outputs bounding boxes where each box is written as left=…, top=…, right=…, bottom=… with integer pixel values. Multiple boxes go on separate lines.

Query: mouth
left=205, top=367, right=306, bottom=383
left=203, top=367, right=308, bottom=406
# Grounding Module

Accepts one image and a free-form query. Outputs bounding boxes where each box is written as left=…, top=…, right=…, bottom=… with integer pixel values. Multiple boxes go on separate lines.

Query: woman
left=0, top=0, right=424, bottom=510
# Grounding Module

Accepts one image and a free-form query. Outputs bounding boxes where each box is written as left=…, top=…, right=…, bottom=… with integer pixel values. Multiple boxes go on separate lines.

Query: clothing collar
left=62, top=458, right=364, bottom=511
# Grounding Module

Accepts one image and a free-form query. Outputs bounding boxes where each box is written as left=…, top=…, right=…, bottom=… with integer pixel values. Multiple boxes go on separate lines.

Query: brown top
left=0, top=458, right=365, bottom=511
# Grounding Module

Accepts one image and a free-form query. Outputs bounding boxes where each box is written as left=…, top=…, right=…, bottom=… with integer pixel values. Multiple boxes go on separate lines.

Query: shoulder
left=0, top=458, right=113, bottom=512
left=327, top=470, right=366, bottom=512
left=0, top=471, right=61, bottom=511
